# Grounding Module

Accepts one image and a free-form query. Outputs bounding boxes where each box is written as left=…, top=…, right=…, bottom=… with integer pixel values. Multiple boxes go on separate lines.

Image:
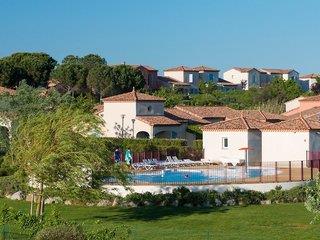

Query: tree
left=4, top=107, right=126, bottom=216
left=198, top=80, right=218, bottom=94
left=109, top=64, right=145, bottom=95
left=0, top=52, right=57, bottom=87
left=86, top=64, right=113, bottom=98
left=0, top=81, right=83, bottom=131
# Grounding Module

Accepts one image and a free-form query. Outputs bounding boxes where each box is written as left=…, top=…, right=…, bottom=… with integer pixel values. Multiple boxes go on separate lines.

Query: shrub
left=0, top=175, right=23, bottom=197
left=85, top=225, right=131, bottom=240
left=35, top=225, right=85, bottom=240
left=266, top=185, right=306, bottom=203
left=305, top=177, right=320, bottom=224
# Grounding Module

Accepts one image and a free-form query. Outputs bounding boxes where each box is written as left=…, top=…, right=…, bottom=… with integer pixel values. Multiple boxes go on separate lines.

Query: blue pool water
left=131, top=167, right=274, bottom=184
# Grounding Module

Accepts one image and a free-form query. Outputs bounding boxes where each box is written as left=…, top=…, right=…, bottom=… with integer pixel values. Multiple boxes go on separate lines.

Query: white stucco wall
left=163, top=71, right=185, bottom=82
left=223, top=69, right=261, bottom=90
left=285, top=97, right=303, bottom=112
left=104, top=102, right=136, bottom=137
left=261, top=131, right=309, bottom=162
left=203, top=130, right=248, bottom=163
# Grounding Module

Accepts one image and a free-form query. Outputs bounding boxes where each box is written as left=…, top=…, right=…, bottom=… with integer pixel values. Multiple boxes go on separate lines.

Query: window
left=188, top=73, right=194, bottom=83
left=147, top=105, right=152, bottom=112
left=222, top=137, right=228, bottom=149
left=209, top=73, right=214, bottom=81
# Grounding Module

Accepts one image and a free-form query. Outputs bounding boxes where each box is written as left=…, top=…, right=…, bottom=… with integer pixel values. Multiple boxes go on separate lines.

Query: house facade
left=261, top=117, right=320, bottom=163
left=223, top=67, right=262, bottom=90
left=202, top=117, right=268, bottom=165
left=102, top=89, right=184, bottom=139
left=300, top=73, right=320, bottom=91
left=260, top=68, right=299, bottom=81
left=163, top=66, right=220, bottom=93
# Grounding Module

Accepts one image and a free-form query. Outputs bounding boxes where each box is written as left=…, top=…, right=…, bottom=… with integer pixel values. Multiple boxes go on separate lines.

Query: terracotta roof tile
left=164, top=107, right=210, bottom=124
left=192, top=66, right=219, bottom=72
left=175, top=106, right=239, bottom=119
left=157, top=76, right=191, bottom=86
left=233, top=67, right=259, bottom=73
left=103, top=89, right=164, bottom=102
left=286, top=106, right=320, bottom=119
left=261, top=116, right=320, bottom=131
left=300, top=73, right=320, bottom=79
left=202, top=117, right=269, bottom=131
left=260, top=68, right=295, bottom=74
left=164, top=66, right=197, bottom=72
left=136, top=116, right=180, bottom=126
left=299, top=95, right=320, bottom=102
left=240, top=110, right=286, bottom=122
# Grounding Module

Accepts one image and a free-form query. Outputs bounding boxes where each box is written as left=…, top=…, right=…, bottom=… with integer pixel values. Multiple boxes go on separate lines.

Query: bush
left=35, top=225, right=85, bottom=240
left=0, top=175, right=23, bottom=197
left=85, top=225, right=131, bottom=240
left=266, top=185, right=306, bottom=203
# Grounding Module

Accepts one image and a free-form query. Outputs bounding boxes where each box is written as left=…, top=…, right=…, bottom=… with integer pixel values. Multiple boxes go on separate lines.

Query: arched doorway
left=136, top=131, right=150, bottom=139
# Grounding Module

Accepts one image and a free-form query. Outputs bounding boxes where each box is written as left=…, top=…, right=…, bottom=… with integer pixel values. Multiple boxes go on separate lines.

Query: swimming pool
left=131, top=167, right=277, bottom=184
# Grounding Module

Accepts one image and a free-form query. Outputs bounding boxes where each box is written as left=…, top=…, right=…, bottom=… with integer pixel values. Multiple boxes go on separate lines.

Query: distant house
left=163, top=65, right=220, bottom=93
left=130, top=64, right=160, bottom=90
left=102, top=89, right=184, bottom=139
left=260, top=68, right=299, bottom=81
left=300, top=73, right=320, bottom=91
left=223, top=67, right=263, bottom=90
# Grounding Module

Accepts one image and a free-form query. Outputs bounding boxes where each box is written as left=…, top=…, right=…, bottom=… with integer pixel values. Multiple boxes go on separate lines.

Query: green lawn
left=0, top=198, right=319, bottom=240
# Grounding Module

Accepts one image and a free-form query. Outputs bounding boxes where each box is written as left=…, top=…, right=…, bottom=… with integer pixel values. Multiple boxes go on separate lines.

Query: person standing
left=125, top=148, right=133, bottom=165
left=114, top=148, right=121, bottom=163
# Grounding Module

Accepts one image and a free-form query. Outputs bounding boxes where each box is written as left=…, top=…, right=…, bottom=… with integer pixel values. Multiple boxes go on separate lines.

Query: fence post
left=311, top=160, right=314, bottom=180
left=275, top=161, right=278, bottom=183
left=259, top=162, right=262, bottom=183
left=301, top=160, right=304, bottom=181
left=289, top=161, right=292, bottom=182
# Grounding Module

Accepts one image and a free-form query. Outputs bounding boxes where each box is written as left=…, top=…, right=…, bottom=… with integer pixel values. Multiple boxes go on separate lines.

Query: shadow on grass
left=92, top=205, right=239, bottom=222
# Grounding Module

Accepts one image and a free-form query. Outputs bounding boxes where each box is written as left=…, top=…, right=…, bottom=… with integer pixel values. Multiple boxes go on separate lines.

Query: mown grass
left=0, top=198, right=319, bottom=240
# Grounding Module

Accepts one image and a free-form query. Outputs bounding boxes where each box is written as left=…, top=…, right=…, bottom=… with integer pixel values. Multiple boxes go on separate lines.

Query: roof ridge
left=240, top=116, right=250, bottom=129
left=174, top=106, right=203, bottom=119
left=300, top=115, right=311, bottom=129
left=259, top=110, right=267, bottom=120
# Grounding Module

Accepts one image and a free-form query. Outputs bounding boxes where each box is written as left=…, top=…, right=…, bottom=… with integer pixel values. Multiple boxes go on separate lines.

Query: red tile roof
left=164, top=107, right=210, bottom=124
left=103, top=89, right=164, bottom=102
left=260, top=68, right=295, bottom=74
left=299, top=95, right=320, bottom=102
left=300, top=73, right=320, bottom=79
left=136, top=116, right=180, bottom=126
left=261, top=116, right=320, bottom=131
left=233, top=67, right=261, bottom=73
left=175, top=106, right=239, bottom=119
left=240, top=110, right=287, bottom=122
left=164, top=66, right=197, bottom=72
left=192, top=66, right=219, bottom=72
left=286, top=106, right=320, bottom=119
left=202, top=117, right=269, bottom=131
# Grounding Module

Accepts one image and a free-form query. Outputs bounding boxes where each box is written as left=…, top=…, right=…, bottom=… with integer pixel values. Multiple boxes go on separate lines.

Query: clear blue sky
left=0, top=0, right=319, bottom=74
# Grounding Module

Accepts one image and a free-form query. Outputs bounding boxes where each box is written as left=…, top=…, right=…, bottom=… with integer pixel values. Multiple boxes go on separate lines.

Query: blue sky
left=0, top=0, right=319, bottom=74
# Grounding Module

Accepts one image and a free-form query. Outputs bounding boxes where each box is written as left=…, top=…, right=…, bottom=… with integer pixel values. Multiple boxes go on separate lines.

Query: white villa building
left=300, top=73, right=320, bottom=91
left=202, top=117, right=268, bottom=165
left=223, top=67, right=300, bottom=90
left=261, top=116, right=320, bottom=163
left=103, top=89, right=184, bottom=139
left=163, top=66, right=220, bottom=93
left=223, top=67, right=263, bottom=90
